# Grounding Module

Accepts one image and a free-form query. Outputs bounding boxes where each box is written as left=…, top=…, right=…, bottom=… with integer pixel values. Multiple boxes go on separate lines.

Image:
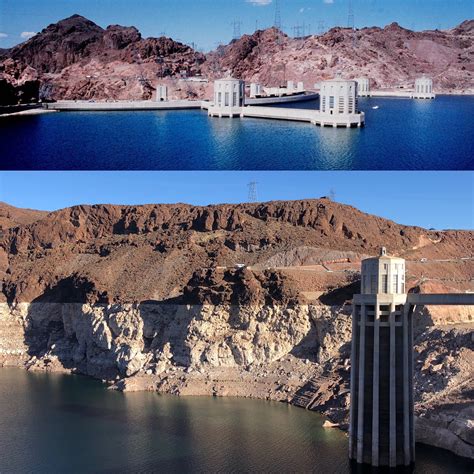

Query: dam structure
left=356, top=78, right=371, bottom=97
left=349, top=248, right=474, bottom=468
left=208, top=77, right=365, bottom=128
left=44, top=77, right=365, bottom=128
left=350, top=248, right=411, bottom=468
left=412, top=77, right=435, bottom=99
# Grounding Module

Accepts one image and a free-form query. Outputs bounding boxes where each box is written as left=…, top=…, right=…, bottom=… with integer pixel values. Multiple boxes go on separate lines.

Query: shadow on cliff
left=137, top=298, right=196, bottom=368
left=22, top=275, right=109, bottom=373
left=21, top=275, right=196, bottom=377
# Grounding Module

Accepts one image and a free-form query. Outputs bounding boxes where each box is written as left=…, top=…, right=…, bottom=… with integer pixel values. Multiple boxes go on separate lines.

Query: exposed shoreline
left=1, top=361, right=473, bottom=464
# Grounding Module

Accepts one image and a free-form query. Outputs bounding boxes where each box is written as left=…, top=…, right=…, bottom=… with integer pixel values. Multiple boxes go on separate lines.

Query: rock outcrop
left=1, top=15, right=472, bottom=104
left=0, top=200, right=472, bottom=459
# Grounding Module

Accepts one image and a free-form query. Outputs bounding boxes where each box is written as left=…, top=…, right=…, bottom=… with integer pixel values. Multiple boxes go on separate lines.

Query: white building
left=319, top=78, right=364, bottom=127
left=297, top=81, right=304, bottom=92
left=250, top=83, right=263, bottom=98
left=360, top=247, right=406, bottom=295
left=287, top=80, right=295, bottom=92
left=156, top=85, right=168, bottom=102
left=208, top=78, right=245, bottom=118
left=413, top=76, right=435, bottom=99
left=350, top=248, right=414, bottom=468
left=356, top=77, right=371, bottom=97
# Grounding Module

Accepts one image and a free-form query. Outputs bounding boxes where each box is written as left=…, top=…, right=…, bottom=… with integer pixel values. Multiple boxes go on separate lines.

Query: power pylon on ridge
left=317, top=20, right=326, bottom=36
left=348, top=0, right=358, bottom=47
left=274, top=0, right=282, bottom=30
left=232, top=20, right=242, bottom=40
left=329, top=188, right=336, bottom=201
left=347, top=0, right=355, bottom=30
left=248, top=182, right=258, bottom=203
left=292, top=23, right=311, bottom=39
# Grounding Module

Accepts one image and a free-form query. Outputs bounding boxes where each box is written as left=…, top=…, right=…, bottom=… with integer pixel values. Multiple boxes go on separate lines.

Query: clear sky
left=0, top=171, right=472, bottom=230
left=0, top=0, right=472, bottom=50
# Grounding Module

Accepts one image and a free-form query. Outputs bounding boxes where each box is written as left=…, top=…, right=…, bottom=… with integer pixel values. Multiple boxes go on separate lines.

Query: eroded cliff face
left=0, top=200, right=473, bottom=459
left=0, top=300, right=472, bottom=459
left=0, top=302, right=336, bottom=377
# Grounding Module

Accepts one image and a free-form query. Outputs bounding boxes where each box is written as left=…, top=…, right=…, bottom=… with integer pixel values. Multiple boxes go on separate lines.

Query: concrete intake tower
left=349, top=248, right=414, bottom=468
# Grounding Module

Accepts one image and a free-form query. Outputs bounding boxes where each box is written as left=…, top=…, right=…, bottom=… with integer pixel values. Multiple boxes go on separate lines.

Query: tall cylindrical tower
left=350, top=248, right=414, bottom=468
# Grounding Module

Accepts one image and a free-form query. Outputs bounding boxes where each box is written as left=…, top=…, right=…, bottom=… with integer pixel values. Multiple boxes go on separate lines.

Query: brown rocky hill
left=0, top=200, right=472, bottom=459
left=1, top=15, right=472, bottom=104
left=206, top=21, right=474, bottom=92
left=1, top=199, right=472, bottom=305
left=0, top=14, right=205, bottom=104
left=0, top=202, right=47, bottom=231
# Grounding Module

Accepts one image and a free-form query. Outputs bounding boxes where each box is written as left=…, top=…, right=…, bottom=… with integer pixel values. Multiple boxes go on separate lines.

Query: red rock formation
left=1, top=200, right=471, bottom=305
left=1, top=15, right=472, bottom=104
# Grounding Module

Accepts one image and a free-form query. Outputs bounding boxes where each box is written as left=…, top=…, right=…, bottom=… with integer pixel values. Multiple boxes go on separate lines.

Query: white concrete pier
left=241, top=105, right=364, bottom=127
left=350, top=248, right=411, bottom=467
left=356, top=78, right=371, bottom=97
left=44, top=100, right=204, bottom=111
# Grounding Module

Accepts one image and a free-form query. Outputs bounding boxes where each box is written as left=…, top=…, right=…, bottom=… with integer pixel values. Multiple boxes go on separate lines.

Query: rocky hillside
left=1, top=199, right=472, bottom=304
left=0, top=202, right=47, bottom=233
left=1, top=15, right=472, bottom=104
left=207, top=21, right=474, bottom=93
left=0, top=200, right=472, bottom=459
left=0, top=14, right=205, bottom=104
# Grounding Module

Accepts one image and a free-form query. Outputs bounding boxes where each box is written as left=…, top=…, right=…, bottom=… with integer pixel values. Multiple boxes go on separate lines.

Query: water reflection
left=0, top=369, right=473, bottom=473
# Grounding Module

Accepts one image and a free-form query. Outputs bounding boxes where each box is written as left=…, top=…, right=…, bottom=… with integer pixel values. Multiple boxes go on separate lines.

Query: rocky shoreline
left=1, top=301, right=472, bottom=460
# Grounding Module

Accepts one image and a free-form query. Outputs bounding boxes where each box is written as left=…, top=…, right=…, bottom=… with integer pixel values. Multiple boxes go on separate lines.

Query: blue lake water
left=0, top=369, right=473, bottom=473
left=0, top=96, right=473, bottom=170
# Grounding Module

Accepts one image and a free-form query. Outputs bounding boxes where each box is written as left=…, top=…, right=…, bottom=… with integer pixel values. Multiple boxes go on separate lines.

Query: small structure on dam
left=207, top=78, right=245, bottom=118
left=319, top=78, right=362, bottom=127
left=356, top=77, right=371, bottom=97
left=413, top=76, right=435, bottom=99
left=250, top=83, right=263, bottom=98
left=156, top=85, right=168, bottom=102
left=350, top=248, right=474, bottom=468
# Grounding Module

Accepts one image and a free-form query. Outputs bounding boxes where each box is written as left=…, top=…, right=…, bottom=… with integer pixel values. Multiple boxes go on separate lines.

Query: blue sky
left=0, top=0, right=472, bottom=50
left=0, top=171, right=472, bottom=230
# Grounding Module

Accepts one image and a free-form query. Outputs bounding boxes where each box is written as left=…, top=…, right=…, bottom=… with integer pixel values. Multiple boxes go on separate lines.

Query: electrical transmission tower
left=347, top=0, right=355, bottom=30
left=274, top=0, right=282, bottom=30
left=248, top=182, right=258, bottom=203
left=329, top=188, right=336, bottom=201
left=348, top=0, right=358, bottom=47
left=317, top=20, right=326, bottom=36
left=293, top=22, right=311, bottom=39
left=232, top=20, right=242, bottom=40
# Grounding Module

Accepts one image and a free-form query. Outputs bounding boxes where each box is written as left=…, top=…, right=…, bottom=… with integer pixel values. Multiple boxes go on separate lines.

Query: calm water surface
left=0, top=369, right=473, bottom=473
left=1, top=96, right=473, bottom=170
